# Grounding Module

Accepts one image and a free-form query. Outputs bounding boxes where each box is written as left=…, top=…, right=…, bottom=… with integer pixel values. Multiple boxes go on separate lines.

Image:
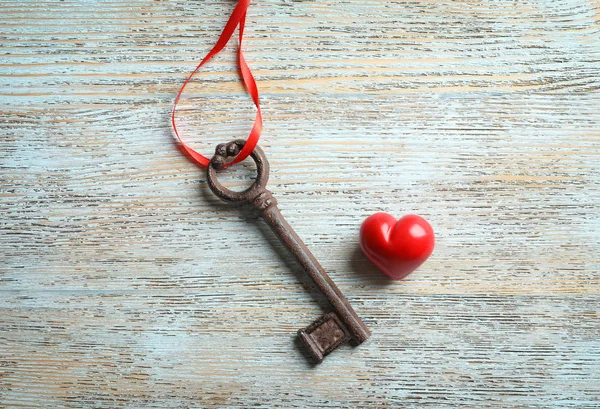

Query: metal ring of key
left=207, top=139, right=371, bottom=363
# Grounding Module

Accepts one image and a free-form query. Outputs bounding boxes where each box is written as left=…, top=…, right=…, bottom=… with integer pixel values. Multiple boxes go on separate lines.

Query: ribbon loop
left=171, top=0, right=260, bottom=168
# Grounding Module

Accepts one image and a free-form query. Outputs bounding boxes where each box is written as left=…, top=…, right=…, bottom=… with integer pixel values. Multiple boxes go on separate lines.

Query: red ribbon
left=171, top=0, right=261, bottom=168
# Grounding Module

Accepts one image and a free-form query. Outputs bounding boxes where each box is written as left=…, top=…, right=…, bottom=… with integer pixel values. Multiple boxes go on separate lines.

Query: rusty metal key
left=206, top=140, right=371, bottom=362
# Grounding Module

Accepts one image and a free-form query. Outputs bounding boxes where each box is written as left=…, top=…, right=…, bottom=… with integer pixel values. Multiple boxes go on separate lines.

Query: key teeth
left=298, top=331, right=324, bottom=363
left=298, top=312, right=352, bottom=363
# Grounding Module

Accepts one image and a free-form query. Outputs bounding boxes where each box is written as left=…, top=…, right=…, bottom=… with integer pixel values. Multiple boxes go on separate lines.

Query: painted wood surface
left=1, top=0, right=599, bottom=407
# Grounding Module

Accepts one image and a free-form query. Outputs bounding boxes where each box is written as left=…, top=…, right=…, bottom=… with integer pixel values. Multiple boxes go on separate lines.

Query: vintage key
left=207, top=140, right=371, bottom=362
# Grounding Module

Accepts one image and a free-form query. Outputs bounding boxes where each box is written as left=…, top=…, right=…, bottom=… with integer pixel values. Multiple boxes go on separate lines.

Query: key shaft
left=255, top=191, right=370, bottom=344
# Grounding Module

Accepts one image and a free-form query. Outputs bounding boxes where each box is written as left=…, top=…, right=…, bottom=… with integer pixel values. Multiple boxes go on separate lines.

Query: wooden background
left=1, top=0, right=599, bottom=407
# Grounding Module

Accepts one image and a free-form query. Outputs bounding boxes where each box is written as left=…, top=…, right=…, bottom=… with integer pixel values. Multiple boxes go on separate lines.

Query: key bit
left=206, top=140, right=371, bottom=362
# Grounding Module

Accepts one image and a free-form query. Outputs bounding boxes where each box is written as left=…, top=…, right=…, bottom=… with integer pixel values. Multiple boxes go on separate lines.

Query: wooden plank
left=1, top=0, right=599, bottom=407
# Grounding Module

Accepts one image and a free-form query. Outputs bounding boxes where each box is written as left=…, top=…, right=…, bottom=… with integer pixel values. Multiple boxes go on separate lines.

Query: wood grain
left=1, top=0, right=599, bottom=407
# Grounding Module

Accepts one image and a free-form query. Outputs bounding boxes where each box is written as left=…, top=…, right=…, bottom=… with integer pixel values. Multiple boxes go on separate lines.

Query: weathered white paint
left=1, top=0, right=599, bottom=407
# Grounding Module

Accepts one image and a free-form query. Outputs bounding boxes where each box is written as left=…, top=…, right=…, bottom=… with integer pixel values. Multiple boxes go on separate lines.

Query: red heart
left=360, top=213, right=435, bottom=280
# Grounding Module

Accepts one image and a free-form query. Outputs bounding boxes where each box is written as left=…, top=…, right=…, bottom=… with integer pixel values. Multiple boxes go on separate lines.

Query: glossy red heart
left=360, top=213, right=435, bottom=280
